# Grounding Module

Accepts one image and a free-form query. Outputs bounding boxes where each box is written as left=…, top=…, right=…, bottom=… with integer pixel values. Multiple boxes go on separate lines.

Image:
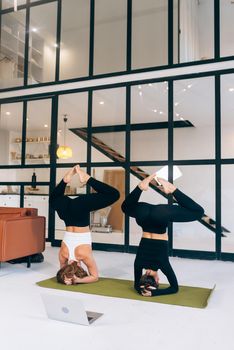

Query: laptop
left=41, top=293, right=103, bottom=326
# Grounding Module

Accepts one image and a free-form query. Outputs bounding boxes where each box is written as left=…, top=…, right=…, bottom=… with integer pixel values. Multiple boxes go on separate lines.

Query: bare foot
left=75, top=165, right=90, bottom=184
left=138, top=173, right=156, bottom=191
left=156, top=177, right=177, bottom=194
left=63, top=166, right=76, bottom=183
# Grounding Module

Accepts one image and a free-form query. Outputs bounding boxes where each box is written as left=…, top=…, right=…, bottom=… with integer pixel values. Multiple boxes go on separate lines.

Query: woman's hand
left=138, top=173, right=156, bottom=191
left=63, top=166, right=76, bottom=183
left=155, top=177, right=177, bottom=195
left=145, top=269, right=159, bottom=284
left=75, top=165, right=91, bottom=184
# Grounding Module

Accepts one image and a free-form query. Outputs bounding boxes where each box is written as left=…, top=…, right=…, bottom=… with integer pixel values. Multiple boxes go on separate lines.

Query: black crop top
left=121, top=186, right=204, bottom=233
left=49, top=177, right=120, bottom=227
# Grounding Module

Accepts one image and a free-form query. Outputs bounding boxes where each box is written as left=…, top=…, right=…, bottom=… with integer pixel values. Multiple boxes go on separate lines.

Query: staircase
left=71, top=128, right=228, bottom=236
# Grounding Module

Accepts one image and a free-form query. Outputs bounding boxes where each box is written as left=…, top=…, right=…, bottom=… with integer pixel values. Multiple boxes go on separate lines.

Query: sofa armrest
left=0, top=216, right=46, bottom=262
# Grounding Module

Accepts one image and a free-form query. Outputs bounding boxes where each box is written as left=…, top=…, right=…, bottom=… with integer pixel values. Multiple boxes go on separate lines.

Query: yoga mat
left=37, top=277, right=214, bottom=309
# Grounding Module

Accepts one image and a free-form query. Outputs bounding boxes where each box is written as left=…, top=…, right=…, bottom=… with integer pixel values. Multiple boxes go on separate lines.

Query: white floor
left=0, top=245, right=234, bottom=350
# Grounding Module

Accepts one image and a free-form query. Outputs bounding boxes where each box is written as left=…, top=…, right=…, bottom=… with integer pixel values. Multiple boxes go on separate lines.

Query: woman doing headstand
left=121, top=174, right=204, bottom=297
left=49, top=165, right=120, bottom=285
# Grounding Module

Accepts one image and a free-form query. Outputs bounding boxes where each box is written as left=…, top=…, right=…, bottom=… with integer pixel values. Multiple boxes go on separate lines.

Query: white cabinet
left=24, top=195, right=49, bottom=237
left=0, top=195, right=20, bottom=207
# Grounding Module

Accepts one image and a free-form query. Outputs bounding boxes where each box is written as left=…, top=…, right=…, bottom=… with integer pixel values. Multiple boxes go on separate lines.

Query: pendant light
left=56, top=114, right=73, bottom=159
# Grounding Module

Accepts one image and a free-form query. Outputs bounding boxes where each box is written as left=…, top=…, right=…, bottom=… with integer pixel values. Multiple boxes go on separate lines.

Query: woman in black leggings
left=121, top=174, right=204, bottom=297
left=49, top=165, right=120, bottom=285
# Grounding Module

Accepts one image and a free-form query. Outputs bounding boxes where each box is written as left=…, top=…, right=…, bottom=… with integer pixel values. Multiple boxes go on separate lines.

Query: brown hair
left=139, top=274, right=159, bottom=289
left=56, top=261, right=88, bottom=284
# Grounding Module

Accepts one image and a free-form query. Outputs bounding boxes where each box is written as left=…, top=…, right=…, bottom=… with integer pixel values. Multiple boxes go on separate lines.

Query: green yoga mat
left=37, top=277, right=214, bottom=309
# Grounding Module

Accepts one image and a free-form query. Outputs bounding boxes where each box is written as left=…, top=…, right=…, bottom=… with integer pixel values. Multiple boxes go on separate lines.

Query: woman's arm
left=121, top=186, right=142, bottom=218
left=142, top=262, right=179, bottom=297
left=73, top=255, right=99, bottom=284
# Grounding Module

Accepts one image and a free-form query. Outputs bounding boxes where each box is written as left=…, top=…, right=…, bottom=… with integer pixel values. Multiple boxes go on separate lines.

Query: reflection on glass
left=221, top=74, right=234, bottom=159
left=91, top=87, right=126, bottom=162
left=57, top=92, right=88, bottom=163
left=90, top=167, right=125, bottom=245
left=129, top=167, right=168, bottom=246
left=173, top=165, right=215, bottom=251
left=60, top=0, right=90, bottom=80
left=131, top=82, right=168, bottom=161
left=2, top=0, right=26, bottom=9
left=220, top=0, right=234, bottom=57
left=221, top=165, right=234, bottom=253
left=177, top=0, right=214, bottom=63
left=24, top=185, right=49, bottom=237
left=94, top=0, right=127, bottom=74
left=0, top=102, right=23, bottom=165
left=174, top=77, right=215, bottom=160
left=132, top=0, right=168, bottom=69
left=29, top=2, right=57, bottom=84
left=25, top=99, right=51, bottom=165
left=55, top=167, right=87, bottom=240
left=0, top=10, right=26, bottom=88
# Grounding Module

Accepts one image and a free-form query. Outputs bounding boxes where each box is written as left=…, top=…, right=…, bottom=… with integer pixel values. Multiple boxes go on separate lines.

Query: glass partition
left=175, top=0, right=214, bottom=63
left=25, top=99, right=52, bottom=165
left=0, top=102, right=23, bottom=165
left=93, top=0, right=127, bottom=74
left=131, top=82, right=168, bottom=161
left=91, top=167, right=125, bottom=245
left=221, top=74, right=234, bottom=159
left=173, top=77, right=215, bottom=160
left=60, top=0, right=90, bottom=80
left=132, top=0, right=168, bottom=69
left=0, top=10, right=26, bottom=88
left=173, top=165, right=215, bottom=252
left=221, top=165, right=234, bottom=253
left=2, top=0, right=26, bottom=10
left=92, top=87, right=126, bottom=162
left=57, top=92, right=88, bottom=163
left=220, top=0, right=234, bottom=57
left=29, top=2, right=57, bottom=84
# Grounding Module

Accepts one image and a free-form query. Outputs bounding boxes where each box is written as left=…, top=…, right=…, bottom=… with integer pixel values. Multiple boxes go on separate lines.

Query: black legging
left=49, top=177, right=120, bottom=227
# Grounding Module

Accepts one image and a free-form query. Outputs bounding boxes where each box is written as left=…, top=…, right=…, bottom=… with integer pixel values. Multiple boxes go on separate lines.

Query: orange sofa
left=0, top=207, right=46, bottom=267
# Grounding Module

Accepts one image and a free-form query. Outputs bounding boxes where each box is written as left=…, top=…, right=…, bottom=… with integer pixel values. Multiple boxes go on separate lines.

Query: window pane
left=25, top=99, right=52, bottom=165
left=220, top=0, right=234, bottom=57
left=57, top=92, right=88, bottom=163
left=0, top=168, right=49, bottom=182
left=29, top=2, right=57, bottom=84
left=2, top=0, right=26, bottom=10
left=94, top=0, right=127, bottom=74
left=91, top=167, right=125, bottom=245
left=174, top=77, right=215, bottom=160
left=173, top=165, right=215, bottom=252
left=92, top=88, right=126, bottom=162
left=60, top=0, right=90, bottom=80
left=176, top=0, right=214, bottom=63
left=131, top=82, right=168, bottom=161
left=0, top=190, right=20, bottom=207
left=221, top=165, right=234, bottom=253
left=0, top=102, right=23, bottom=165
left=132, top=0, right=168, bottom=69
left=0, top=10, right=26, bottom=88
left=221, top=74, right=234, bottom=159
left=129, top=166, right=168, bottom=246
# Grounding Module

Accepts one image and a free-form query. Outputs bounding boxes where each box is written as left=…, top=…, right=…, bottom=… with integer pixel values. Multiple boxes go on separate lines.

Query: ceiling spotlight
left=187, top=84, right=192, bottom=88
left=153, top=109, right=157, bottom=113
left=32, top=27, right=38, bottom=32
left=138, top=85, right=142, bottom=90
left=229, top=88, right=234, bottom=92
left=44, top=124, right=48, bottom=128
left=5, top=111, right=11, bottom=115
left=148, top=83, right=153, bottom=87
left=174, top=102, right=179, bottom=106
left=139, top=91, right=142, bottom=96
left=53, top=43, right=58, bottom=48
left=183, top=88, right=186, bottom=92
left=159, top=111, right=163, bottom=115
left=99, top=101, right=104, bottom=105
left=176, top=113, right=180, bottom=117
left=180, top=117, right=184, bottom=121
left=58, top=129, right=62, bottom=133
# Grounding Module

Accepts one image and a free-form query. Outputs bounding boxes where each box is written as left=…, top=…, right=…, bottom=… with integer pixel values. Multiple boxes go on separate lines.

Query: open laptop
left=41, top=293, right=103, bottom=326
